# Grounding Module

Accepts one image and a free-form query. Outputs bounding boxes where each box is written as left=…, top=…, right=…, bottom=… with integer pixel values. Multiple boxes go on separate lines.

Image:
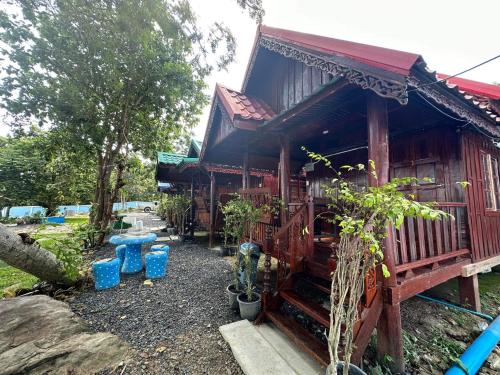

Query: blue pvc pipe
left=416, top=294, right=494, bottom=322
left=445, top=315, right=500, bottom=375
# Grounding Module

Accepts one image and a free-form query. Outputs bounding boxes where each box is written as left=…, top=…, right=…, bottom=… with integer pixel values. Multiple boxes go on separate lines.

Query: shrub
left=32, top=230, right=83, bottom=282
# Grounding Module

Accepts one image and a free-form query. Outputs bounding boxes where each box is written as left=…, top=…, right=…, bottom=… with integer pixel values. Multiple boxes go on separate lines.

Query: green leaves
left=456, top=181, right=470, bottom=189
left=305, top=151, right=449, bottom=279
left=34, top=233, right=83, bottom=282
left=0, top=131, right=95, bottom=211
left=381, top=264, right=390, bottom=278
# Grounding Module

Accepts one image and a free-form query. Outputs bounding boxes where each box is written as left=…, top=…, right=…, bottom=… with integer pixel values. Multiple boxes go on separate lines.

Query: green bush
left=73, top=223, right=102, bottom=250
left=32, top=231, right=83, bottom=282
left=158, top=195, right=191, bottom=233
left=0, top=217, right=17, bottom=224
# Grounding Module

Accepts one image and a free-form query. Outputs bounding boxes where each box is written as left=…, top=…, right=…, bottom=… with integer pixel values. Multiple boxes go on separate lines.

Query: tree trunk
left=0, top=224, right=74, bottom=285
left=90, top=155, right=114, bottom=244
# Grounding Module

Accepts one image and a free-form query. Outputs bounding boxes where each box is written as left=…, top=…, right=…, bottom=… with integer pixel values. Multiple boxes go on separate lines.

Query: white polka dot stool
left=115, top=245, right=127, bottom=268
left=149, top=244, right=165, bottom=252
left=92, top=258, right=121, bottom=290
left=145, top=251, right=168, bottom=279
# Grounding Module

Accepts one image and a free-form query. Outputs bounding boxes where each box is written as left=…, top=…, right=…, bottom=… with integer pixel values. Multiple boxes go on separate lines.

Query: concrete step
left=219, top=319, right=324, bottom=375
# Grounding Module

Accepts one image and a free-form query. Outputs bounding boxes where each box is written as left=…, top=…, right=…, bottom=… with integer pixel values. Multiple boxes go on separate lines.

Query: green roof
left=177, top=157, right=199, bottom=169
left=187, top=139, right=203, bottom=157
left=192, top=140, right=202, bottom=152
left=157, top=152, right=185, bottom=165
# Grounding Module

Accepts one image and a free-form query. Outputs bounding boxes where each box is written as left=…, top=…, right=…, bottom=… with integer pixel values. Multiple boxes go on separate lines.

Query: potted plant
left=304, top=152, right=449, bottom=375
left=326, top=363, right=365, bottom=375
left=237, top=245, right=261, bottom=320
left=221, top=195, right=248, bottom=309
left=236, top=199, right=267, bottom=320
left=170, top=195, right=190, bottom=240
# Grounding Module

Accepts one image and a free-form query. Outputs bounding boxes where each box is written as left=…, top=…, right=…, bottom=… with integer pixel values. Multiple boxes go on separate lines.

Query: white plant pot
left=237, top=292, right=261, bottom=321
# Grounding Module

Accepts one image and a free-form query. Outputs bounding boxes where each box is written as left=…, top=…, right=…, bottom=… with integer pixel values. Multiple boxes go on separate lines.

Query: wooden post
left=367, top=94, right=389, bottom=187
left=262, top=225, right=273, bottom=312
left=209, top=172, right=215, bottom=248
left=243, top=151, right=249, bottom=189
left=280, top=134, right=290, bottom=224
left=307, top=195, right=314, bottom=258
left=458, top=274, right=481, bottom=312
left=190, top=176, right=195, bottom=237
left=368, top=93, right=405, bottom=373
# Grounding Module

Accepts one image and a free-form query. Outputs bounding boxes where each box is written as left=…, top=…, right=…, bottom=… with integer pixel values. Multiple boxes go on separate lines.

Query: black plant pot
left=220, top=245, right=235, bottom=257
left=226, top=284, right=240, bottom=310
left=326, top=362, right=366, bottom=375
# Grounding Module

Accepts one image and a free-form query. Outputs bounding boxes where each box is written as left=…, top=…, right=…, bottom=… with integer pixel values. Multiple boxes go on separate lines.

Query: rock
left=0, top=295, right=129, bottom=375
left=2, top=283, right=24, bottom=298
left=486, top=351, right=500, bottom=371
left=444, top=326, right=470, bottom=341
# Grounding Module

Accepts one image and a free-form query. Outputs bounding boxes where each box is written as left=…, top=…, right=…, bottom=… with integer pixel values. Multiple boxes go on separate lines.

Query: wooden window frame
left=480, top=151, right=500, bottom=212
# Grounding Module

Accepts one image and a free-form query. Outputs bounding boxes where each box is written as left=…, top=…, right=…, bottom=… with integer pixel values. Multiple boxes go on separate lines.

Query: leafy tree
left=120, top=155, right=158, bottom=202
left=0, top=0, right=264, bottom=242
left=0, top=131, right=95, bottom=214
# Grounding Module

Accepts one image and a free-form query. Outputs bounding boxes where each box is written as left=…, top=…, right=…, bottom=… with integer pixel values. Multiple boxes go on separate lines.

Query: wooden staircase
left=257, top=197, right=383, bottom=367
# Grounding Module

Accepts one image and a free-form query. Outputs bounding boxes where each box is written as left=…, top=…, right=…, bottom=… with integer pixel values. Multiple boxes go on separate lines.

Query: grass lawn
left=64, top=215, right=89, bottom=227
left=0, top=260, right=38, bottom=298
left=0, top=218, right=88, bottom=298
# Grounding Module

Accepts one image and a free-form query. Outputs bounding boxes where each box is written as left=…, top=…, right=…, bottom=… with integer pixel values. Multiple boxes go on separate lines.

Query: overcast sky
left=1, top=0, right=499, bottom=142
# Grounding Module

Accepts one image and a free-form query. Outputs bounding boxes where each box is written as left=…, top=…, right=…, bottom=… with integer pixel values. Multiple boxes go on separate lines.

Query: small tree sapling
left=304, top=149, right=450, bottom=375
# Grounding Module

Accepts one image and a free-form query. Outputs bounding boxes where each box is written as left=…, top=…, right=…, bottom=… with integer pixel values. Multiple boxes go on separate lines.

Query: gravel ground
left=69, top=213, right=243, bottom=375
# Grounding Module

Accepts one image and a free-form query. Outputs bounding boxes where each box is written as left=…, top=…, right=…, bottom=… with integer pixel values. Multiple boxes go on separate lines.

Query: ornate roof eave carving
left=259, top=36, right=409, bottom=105
left=407, top=75, right=500, bottom=138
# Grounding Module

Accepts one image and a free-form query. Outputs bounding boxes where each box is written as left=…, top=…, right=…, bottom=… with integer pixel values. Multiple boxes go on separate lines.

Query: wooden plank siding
left=389, top=127, right=473, bottom=272
left=261, top=56, right=335, bottom=115
left=461, top=131, right=500, bottom=261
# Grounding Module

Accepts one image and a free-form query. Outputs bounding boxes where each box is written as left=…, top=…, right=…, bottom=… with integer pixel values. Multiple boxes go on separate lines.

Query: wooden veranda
left=198, top=25, right=500, bottom=372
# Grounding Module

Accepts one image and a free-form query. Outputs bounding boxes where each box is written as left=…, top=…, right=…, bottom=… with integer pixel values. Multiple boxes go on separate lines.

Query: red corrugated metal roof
left=436, top=74, right=500, bottom=100
left=216, top=84, right=275, bottom=121
left=260, top=25, right=421, bottom=76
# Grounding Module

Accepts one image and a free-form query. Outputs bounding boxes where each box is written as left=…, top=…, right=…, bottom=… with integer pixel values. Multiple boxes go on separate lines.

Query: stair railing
left=263, top=197, right=314, bottom=297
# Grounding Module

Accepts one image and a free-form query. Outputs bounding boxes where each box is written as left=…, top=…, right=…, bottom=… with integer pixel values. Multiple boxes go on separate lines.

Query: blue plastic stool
left=92, top=258, right=120, bottom=290
left=121, top=243, right=143, bottom=274
left=145, top=251, right=168, bottom=279
left=162, top=245, right=170, bottom=264
left=149, top=244, right=165, bottom=252
left=115, top=245, right=126, bottom=268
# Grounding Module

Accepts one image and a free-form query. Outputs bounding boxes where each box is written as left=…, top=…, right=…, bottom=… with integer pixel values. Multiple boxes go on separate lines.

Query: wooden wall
left=251, top=52, right=335, bottom=115
left=462, top=130, right=500, bottom=261
left=389, top=127, right=465, bottom=203
left=306, top=148, right=368, bottom=198
left=208, top=107, right=235, bottom=149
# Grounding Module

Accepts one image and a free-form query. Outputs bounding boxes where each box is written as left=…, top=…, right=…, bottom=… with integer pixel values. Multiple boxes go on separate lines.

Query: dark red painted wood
left=462, top=131, right=500, bottom=262
left=458, top=275, right=481, bottom=312
left=417, top=217, right=426, bottom=259
left=395, top=248, right=470, bottom=273
left=266, top=310, right=330, bottom=366
left=280, top=290, right=330, bottom=327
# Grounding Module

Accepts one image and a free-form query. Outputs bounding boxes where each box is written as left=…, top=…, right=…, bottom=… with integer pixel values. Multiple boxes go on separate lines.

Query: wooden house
left=156, top=139, right=277, bottom=240
left=196, top=25, right=500, bottom=371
